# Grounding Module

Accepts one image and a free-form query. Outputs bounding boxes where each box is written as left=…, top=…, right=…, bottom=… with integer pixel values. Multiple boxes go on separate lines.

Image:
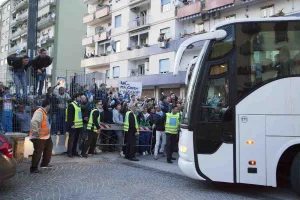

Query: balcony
left=95, top=6, right=110, bottom=20
left=129, top=0, right=150, bottom=7
left=84, top=0, right=99, bottom=5
left=40, top=36, right=54, bottom=46
left=83, top=13, right=95, bottom=25
left=128, top=15, right=151, bottom=31
left=37, top=15, right=55, bottom=30
left=94, top=31, right=110, bottom=42
left=82, top=36, right=94, bottom=47
left=81, top=56, right=110, bottom=68
left=8, top=43, right=27, bottom=55
left=10, top=27, right=28, bottom=40
left=11, top=11, right=29, bottom=27
left=177, top=1, right=201, bottom=19
left=38, top=0, right=56, bottom=10
left=12, top=0, right=28, bottom=14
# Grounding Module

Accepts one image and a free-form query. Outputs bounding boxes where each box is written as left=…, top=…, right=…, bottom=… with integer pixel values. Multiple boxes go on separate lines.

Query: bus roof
left=211, top=17, right=300, bottom=31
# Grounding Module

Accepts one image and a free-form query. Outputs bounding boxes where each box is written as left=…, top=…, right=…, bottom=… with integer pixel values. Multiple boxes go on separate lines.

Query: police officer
left=124, top=104, right=139, bottom=161
left=81, top=100, right=102, bottom=158
left=66, top=93, right=83, bottom=157
left=165, top=105, right=180, bottom=164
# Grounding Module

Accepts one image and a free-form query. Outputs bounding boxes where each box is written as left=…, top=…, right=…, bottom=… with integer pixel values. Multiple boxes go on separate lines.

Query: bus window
left=236, top=21, right=300, bottom=100
left=201, top=77, right=229, bottom=122
left=209, top=63, right=228, bottom=76
left=209, top=25, right=235, bottom=60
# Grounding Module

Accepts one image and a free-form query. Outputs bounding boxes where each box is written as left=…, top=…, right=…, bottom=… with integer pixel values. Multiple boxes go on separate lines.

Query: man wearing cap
left=29, top=100, right=53, bottom=173
left=124, top=104, right=139, bottom=161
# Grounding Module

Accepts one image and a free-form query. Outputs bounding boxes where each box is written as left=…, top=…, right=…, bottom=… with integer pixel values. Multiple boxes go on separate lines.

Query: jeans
left=56, top=109, right=66, bottom=134
left=2, top=110, right=12, bottom=132
left=139, top=131, right=151, bottom=152
left=30, top=137, right=53, bottom=172
left=13, top=71, right=27, bottom=98
left=34, top=72, right=46, bottom=95
left=115, top=130, right=124, bottom=152
left=154, top=131, right=166, bottom=156
left=50, top=112, right=57, bottom=135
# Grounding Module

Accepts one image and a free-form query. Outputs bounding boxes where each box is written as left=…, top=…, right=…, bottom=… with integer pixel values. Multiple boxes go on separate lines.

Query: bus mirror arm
left=173, top=30, right=227, bottom=76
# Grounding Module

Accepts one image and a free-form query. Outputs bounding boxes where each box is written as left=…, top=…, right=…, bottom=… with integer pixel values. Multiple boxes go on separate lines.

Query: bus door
left=194, top=56, right=236, bottom=183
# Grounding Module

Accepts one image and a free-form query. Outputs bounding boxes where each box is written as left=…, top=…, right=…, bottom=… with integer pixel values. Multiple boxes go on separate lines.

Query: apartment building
left=82, top=0, right=300, bottom=99
left=0, top=0, right=86, bottom=89
left=0, top=0, right=11, bottom=84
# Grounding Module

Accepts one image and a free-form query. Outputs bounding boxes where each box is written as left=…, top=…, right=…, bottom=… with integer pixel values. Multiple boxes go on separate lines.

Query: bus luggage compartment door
left=239, top=115, right=266, bottom=186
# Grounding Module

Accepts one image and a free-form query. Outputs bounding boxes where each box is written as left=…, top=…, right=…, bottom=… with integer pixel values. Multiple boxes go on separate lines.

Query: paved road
left=0, top=153, right=298, bottom=200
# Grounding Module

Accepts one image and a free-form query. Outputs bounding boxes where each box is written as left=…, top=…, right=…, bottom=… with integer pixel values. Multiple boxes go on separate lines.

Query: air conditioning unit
left=160, top=42, right=166, bottom=49
left=212, top=11, right=220, bottom=19
left=201, top=13, right=210, bottom=21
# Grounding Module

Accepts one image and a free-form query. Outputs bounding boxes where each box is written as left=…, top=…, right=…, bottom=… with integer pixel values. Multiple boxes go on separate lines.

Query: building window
left=161, top=0, right=171, bottom=12
left=159, top=59, right=169, bottom=73
left=106, top=69, right=110, bottom=79
left=195, top=23, right=204, bottom=33
left=115, top=41, right=121, bottom=53
left=1, top=46, right=4, bottom=53
left=225, top=14, right=236, bottom=20
left=113, top=66, right=120, bottom=78
left=138, top=64, right=145, bottom=75
left=261, top=5, right=274, bottom=18
left=160, top=27, right=170, bottom=39
left=0, top=59, right=3, bottom=66
left=5, top=45, right=8, bottom=51
left=115, top=15, right=122, bottom=28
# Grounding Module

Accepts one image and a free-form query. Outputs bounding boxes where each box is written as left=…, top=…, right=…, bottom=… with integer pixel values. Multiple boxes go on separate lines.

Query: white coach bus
left=173, top=17, right=300, bottom=196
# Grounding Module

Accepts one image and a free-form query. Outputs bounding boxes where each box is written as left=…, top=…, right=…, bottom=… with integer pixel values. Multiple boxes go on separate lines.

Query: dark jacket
left=81, top=102, right=91, bottom=124
left=31, top=55, right=52, bottom=75
left=128, top=112, right=137, bottom=134
left=7, top=55, right=31, bottom=72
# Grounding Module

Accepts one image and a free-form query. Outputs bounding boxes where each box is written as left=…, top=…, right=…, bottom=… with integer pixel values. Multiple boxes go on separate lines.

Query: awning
left=178, top=13, right=201, bottom=22
left=208, top=3, right=234, bottom=13
left=287, top=12, right=300, bottom=17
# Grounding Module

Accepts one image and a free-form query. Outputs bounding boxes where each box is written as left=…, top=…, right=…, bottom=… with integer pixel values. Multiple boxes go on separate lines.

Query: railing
left=13, top=0, right=28, bottom=12
left=38, top=0, right=56, bottom=10
left=177, top=1, right=201, bottom=18
left=8, top=43, right=27, bottom=54
left=10, top=11, right=28, bottom=26
left=83, top=13, right=94, bottom=24
left=10, top=27, right=28, bottom=39
left=38, top=16, right=55, bottom=27
left=82, top=36, right=94, bottom=46
left=95, top=6, right=111, bottom=19
left=128, top=15, right=151, bottom=30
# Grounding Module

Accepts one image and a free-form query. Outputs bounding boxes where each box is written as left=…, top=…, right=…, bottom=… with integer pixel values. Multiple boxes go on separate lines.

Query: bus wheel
left=291, top=152, right=300, bottom=196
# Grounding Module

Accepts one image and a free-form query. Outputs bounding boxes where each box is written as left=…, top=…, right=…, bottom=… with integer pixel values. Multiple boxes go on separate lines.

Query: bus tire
left=291, top=152, right=300, bottom=196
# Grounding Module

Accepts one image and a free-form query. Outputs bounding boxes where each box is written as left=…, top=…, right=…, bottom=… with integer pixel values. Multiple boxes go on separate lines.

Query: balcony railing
left=10, top=27, right=28, bottom=39
left=95, top=6, right=110, bottom=19
left=38, top=15, right=55, bottom=29
left=94, top=31, right=110, bottom=42
left=82, top=36, right=94, bottom=46
left=12, top=0, right=28, bottom=13
left=83, top=13, right=94, bottom=24
left=38, top=0, right=56, bottom=10
left=84, top=0, right=99, bottom=4
left=10, top=11, right=29, bottom=26
left=177, top=1, right=201, bottom=18
left=128, top=15, right=151, bottom=30
left=8, top=43, right=27, bottom=54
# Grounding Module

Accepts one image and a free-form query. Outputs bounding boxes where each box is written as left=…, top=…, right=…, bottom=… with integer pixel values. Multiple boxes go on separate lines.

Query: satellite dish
left=51, top=13, right=56, bottom=19
left=107, top=46, right=112, bottom=53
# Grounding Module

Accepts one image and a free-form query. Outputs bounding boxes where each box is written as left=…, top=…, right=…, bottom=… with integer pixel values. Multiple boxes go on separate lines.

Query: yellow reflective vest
left=124, top=111, right=139, bottom=134
left=87, top=109, right=100, bottom=132
left=165, top=112, right=180, bottom=134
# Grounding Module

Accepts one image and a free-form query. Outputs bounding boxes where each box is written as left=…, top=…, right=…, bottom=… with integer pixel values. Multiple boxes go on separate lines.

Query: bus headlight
left=180, top=145, right=187, bottom=153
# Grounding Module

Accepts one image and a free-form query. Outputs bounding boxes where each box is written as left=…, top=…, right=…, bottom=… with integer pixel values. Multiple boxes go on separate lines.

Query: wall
left=149, top=51, right=175, bottom=74
left=53, top=0, right=86, bottom=85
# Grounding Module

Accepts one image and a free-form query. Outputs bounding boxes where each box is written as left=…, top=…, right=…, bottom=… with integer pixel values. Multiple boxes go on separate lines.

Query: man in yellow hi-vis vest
left=124, top=104, right=139, bottom=161
left=66, top=93, right=83, bottom=158
left=81, top=100, right=102, bottom=158
left=165, top=105, right=180, bottom=164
